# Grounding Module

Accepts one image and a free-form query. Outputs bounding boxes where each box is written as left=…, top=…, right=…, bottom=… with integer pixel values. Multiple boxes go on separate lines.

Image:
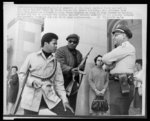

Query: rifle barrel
left=87, top=47, right=93, bottom=55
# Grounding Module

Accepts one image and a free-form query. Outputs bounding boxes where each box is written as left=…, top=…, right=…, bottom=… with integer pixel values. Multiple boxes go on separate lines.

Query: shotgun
left=77, top=47, right=93, bottom=78
left=66, top=47, right=93, bottom=96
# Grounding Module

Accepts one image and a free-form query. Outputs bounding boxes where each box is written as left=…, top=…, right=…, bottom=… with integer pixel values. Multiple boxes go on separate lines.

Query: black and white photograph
left=3, top=3, right=147, bottom=119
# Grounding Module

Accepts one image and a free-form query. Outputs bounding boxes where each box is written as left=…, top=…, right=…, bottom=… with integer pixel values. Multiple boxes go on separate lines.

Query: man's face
left=45, top=39, right=57, bottom=53
left=67, top=38, right=78, bottom=50
left=135, top=63, right=142, bottom=71
left=112, top=32, right=125, bottom=47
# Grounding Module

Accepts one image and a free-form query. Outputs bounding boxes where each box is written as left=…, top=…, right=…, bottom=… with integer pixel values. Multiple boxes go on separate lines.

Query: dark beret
left=112, top=25, right=133, bottom=39
left=66, top=34, right=80, bottom=41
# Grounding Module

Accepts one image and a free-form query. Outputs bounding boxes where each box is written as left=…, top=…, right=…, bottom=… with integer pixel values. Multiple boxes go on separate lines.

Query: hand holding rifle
left=71, top=67, right=79, bottom=76
left=66, top=47, right=93, bottom=96
left=71, top=47, right=93, bottom=76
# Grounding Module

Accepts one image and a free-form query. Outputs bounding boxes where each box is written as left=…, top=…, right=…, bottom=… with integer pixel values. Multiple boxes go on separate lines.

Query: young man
left=102, top=25, right=136, bottom=115
left=55, top=34, right=83, bottom=111
left=19, top=33, right=73, bottom=116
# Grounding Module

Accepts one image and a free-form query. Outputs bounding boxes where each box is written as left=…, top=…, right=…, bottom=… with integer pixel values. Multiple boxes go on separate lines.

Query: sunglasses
left=68, top=40, right=78, bottom=44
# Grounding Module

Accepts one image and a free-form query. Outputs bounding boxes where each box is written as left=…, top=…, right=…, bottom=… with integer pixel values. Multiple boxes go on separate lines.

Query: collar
left=36, top=49, right=43, bottom=55
left=67, top=45, right=77, bottom=51
left=121, top=41, right=129, bottom=47
left=36, top=49, right=55, bottom=60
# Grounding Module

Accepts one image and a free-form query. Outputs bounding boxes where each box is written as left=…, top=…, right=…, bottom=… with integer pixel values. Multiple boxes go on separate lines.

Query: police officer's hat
left=66, top=34, right=80, bottom=41
left=112, top=25, right=133, bottom=39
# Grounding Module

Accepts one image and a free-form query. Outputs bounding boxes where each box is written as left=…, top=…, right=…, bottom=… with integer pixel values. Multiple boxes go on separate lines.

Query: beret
left=112, top=25, right=132, bottom=39
left=66, top=34, right=80, bottom=41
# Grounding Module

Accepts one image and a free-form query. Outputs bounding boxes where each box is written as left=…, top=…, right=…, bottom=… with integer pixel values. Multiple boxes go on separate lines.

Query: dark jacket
left=8, top=73, right=19, bottom=103
left=56, top=45, right=83, bottom=88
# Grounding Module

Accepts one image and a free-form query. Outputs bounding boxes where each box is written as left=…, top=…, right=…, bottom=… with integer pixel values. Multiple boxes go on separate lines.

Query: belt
left=110, top=73, right=133, bottom=76
left=30, top=74, right=53, bottom=83
left=109, top=73, right=134, bottom=85
left=109, top=73, right=133, bottom=79
left=42, top=78, right=52, bottom=82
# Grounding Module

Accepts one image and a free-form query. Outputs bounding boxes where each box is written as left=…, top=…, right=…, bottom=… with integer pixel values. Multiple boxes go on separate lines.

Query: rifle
left=66, top=47, right=93, bottom=96
left=77, top=47, right=93, bottom=82
left=10, top=70, right=29, bottom=115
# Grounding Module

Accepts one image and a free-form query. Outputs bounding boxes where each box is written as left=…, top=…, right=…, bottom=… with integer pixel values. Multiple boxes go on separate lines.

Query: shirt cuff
left=62, top=97, right=69, bottom=104
left=60, top=93, right=69, bottom=103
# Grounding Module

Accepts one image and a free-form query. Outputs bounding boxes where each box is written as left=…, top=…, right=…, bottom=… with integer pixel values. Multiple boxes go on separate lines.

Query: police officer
left=102, top=25, right=136, bottom=115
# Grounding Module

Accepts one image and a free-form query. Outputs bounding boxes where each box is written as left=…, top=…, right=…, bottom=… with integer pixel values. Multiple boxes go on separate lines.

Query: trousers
left=109, top=77, right=134, bottom=115
left=67, top=92, right=77, bottom=112
left=24, top=96, right=74, bottom=116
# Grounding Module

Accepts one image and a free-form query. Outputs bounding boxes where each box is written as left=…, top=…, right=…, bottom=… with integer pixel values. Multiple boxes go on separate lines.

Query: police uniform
left=102, top=26, right=136, bottom=115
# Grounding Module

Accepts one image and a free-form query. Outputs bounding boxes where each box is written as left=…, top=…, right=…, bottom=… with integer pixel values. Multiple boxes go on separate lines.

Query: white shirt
left=102, top=41, right=136, bottom=74
left=134, top=69, right=144, bottom=87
